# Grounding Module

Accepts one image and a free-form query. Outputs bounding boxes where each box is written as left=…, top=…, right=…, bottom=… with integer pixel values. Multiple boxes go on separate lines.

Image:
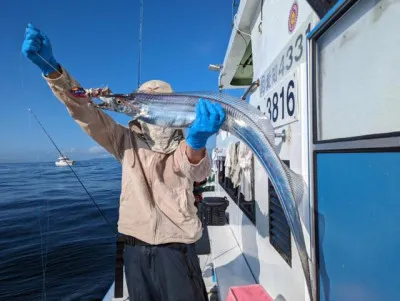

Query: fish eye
left=116, top=99, right=122, bottom=105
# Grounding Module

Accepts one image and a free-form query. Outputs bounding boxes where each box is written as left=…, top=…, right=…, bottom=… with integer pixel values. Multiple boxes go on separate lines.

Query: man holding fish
left=22, top=23, right=225, bottom=301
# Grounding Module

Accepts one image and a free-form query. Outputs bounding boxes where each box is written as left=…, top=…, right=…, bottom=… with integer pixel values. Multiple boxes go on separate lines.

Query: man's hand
left=186, top=98, right=226, bottom=164
left=21, top=23, right=60, bottom=77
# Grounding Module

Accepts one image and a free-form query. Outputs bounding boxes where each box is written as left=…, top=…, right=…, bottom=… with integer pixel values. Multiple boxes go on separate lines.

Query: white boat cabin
left=210, top=0, right=400, bottom=300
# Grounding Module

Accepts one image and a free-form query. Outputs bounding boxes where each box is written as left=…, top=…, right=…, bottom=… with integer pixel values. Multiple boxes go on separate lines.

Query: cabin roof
left=218, top=0, right=260, bottom=90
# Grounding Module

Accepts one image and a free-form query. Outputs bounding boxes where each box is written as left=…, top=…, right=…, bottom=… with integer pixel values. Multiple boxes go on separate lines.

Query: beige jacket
left=44, top=67, right=210, bottom=244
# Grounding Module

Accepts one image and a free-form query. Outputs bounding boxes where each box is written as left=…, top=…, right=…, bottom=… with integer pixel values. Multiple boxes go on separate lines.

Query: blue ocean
left=0, top=158, right=121, bottom=301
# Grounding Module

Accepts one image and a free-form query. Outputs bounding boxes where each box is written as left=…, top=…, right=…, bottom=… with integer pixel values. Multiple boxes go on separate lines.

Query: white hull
left=55, top=160, right=75, bottom=167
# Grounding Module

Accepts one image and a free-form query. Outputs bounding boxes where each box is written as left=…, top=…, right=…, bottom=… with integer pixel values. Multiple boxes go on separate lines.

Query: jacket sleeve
left=43, top=66, right=129, bottom=160
left=174, top=140, right=211, bottom=182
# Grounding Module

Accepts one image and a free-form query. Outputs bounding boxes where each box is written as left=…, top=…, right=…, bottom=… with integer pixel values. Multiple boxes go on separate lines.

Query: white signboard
left=262, top=69, right=299, bottom=128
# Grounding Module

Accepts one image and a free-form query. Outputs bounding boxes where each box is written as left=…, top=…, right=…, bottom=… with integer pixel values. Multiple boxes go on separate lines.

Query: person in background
left=22, top=23, right=225, bottom=301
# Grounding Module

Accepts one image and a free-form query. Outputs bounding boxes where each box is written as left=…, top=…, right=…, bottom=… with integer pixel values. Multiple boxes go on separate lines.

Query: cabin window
left=269, top=160, right=292, bottom=266
left=315, top=150, right=400, bottom=301
left=312, top=0, right=400, bottom=143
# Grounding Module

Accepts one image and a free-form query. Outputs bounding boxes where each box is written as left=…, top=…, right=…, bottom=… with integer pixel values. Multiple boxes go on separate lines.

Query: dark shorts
left=124, top=242, right=208, bottom=301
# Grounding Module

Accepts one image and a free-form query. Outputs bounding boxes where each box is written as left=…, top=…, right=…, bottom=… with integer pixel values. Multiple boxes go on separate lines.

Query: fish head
left=95, top=95, right=141, bottom=119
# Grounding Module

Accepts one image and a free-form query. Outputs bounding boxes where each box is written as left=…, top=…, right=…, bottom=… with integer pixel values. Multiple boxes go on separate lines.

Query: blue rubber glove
left=186, top=98, right=226, bottom=150
left=21, top=23, right=59, bottom=76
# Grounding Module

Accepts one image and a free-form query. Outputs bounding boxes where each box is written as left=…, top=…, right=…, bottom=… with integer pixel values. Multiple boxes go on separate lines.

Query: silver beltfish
left=94, top=91, right=313, bottom=300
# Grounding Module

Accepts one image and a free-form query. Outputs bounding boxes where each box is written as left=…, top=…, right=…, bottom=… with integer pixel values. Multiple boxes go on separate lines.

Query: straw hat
left=137, top=80, right=173, bottom=93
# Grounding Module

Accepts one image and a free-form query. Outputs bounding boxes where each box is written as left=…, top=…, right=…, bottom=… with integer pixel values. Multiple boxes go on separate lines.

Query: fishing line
left=36, top=160, right=49, bottom=301
left=36, top=52, right=62, bottom=76
left=28, top=108, right=117, bottom=236
left=19, top=51, right=25, bottom=89
left=21, top=51, right=49, bottom=301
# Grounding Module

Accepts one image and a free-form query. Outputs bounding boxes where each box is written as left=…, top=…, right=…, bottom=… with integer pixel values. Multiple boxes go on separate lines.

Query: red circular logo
left=288, top=3, right=299, bottom=33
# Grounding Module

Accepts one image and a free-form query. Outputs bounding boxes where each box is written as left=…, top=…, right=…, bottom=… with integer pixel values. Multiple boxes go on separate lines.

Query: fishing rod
left=28, top=108, right=117, bottom=236
left=137, top=0, right=144, bottom=88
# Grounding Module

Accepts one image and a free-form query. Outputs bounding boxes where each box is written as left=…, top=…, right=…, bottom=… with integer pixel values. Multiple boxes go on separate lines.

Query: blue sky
left=0, top=0, right=244, bottom=163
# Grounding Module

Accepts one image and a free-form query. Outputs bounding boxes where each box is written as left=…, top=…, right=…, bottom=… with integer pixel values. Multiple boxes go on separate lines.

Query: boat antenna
left=28, top=108, right=117, bottom=236
left=137, top=0, right=144, bottom=88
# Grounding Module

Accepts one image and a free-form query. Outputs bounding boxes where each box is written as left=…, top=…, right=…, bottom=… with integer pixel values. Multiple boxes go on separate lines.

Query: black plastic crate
left=193, top=185, right=215, bottom=194
left=202, top=197, right=229, bottom=226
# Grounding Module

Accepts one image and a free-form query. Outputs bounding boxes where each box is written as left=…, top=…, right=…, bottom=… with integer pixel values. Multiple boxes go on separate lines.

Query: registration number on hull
left=259, top=70, right=298, bottom=128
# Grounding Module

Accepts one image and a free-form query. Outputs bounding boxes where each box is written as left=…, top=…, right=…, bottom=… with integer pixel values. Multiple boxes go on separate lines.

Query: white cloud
left=88, top=146, right=106, bottom=154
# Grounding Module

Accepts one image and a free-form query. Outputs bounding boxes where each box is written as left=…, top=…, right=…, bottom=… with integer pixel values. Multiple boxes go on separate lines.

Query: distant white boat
left=55, top=156, right=76, bottom=167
